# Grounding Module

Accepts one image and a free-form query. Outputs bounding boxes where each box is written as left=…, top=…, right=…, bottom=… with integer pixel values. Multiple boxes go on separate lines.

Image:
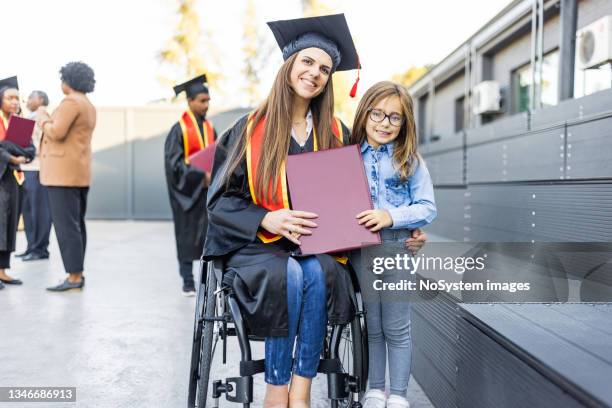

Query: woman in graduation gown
left=0, top=77, right=36, bottom=289
left=204, top=14, right=361, bottom=406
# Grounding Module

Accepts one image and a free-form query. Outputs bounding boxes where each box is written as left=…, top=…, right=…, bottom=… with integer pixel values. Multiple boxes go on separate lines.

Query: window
left=541, top=51, right=559, bottom=107
left=512, top=49, right=559, bottom=113
left=574, top=62, right=612, bottom=98
left=455, top=95, right=465, bottom=133
left=418, top=94, right=428, bottom=144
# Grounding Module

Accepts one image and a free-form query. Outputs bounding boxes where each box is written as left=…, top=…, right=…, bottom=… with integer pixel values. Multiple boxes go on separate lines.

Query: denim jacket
left=360, top=141, right=437, bottom=240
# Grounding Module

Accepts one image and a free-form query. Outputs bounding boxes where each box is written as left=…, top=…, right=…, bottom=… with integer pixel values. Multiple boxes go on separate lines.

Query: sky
left=3, top=0, right=512, bottom=110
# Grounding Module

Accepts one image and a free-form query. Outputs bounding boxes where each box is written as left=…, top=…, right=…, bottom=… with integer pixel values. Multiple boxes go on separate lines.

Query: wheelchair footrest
left=212, top=376, right=253, bottom=404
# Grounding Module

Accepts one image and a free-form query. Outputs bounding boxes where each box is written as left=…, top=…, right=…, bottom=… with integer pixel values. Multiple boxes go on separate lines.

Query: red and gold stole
left=0, top=111, right=8, bottom=140
left=178, top=110, right=214, bottom=163
left=246, top=113, right=344, bottom=244
left=0, top=113, right=25, bottom=185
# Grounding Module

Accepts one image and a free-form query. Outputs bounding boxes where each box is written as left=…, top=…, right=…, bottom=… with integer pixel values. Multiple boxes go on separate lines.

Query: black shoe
left=46, top=277, right=85, bottom=292
left=0, top=277, right=22, bottom=285
left=22, top=253, right=50, bottom=262
left=15, top=251, right=29, bottom=258
left=182, top=283, right=196, bottom=297
left=0, top=281, right=4, bottom=290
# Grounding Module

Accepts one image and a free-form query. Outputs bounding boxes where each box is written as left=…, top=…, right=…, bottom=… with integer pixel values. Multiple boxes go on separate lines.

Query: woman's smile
left=299, top=76, right=318, bottom=91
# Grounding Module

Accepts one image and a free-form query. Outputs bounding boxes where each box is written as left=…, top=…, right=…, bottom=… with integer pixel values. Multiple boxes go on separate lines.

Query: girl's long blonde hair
left=351, top=81, right=420, bottom=181
left=222, top=53, right=340, bottom=202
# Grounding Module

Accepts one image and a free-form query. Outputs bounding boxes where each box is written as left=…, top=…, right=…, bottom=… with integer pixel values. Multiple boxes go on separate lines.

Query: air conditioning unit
left=472, top=81, right=501, bottom=115
left=577, top=15, right=612, bottom=69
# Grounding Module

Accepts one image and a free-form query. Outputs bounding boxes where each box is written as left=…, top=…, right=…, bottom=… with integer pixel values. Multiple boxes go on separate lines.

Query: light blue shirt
left=360, top=141, right=437, bottom=233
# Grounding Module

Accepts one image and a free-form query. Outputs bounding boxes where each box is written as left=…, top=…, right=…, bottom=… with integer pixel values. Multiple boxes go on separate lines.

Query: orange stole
left=0, top=112, right=8, bottom=140
left=246, top=113, right=344, bottom=245
left=0, top=114, right=25, bottom=185
left=178, top=111, right=214, bottom=163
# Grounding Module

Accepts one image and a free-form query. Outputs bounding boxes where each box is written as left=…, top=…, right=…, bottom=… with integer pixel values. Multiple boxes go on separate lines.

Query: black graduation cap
left=0, top=76, right=19, bottom=91
left=267, top=13, right=360, bottom=73
left=173, top=74, right=209, bottom=98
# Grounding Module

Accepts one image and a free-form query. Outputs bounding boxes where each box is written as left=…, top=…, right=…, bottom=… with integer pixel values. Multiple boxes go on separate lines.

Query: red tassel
left=350, top=77, right=359, bottom=98
left=349, top=54, right=361, bottom=98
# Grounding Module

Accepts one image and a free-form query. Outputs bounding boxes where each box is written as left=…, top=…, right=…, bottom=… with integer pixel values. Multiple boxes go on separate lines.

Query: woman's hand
left=36, top=111, right=51, bottom=128
left=9, top=156, right=27, bottom=165
left=260, top=209, right=318, bottom=245
left=356, top=209, right=393, bottom=232
left=405, top=228, right=428, bottom=255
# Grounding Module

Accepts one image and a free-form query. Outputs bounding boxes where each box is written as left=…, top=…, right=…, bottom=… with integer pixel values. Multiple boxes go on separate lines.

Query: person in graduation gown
left=204, top=14, right=363, bottom=406
left=0, top=76, right=36, bottom=289
left=164, top=74, right=217, bottom=296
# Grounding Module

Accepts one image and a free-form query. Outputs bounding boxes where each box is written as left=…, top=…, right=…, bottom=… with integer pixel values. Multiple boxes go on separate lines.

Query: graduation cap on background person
left=0, top=76, right=19, bottom=91
left=267, top=13, right=361, bottom=97
left=173, top=74, right=209, bottom=99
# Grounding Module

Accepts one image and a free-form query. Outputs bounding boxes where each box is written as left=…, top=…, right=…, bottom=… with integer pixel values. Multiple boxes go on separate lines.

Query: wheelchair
left=188, top=258, right=369, bottom=407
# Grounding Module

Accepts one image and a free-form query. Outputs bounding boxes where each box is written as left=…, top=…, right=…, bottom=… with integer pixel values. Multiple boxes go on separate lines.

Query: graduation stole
left=246, top=113, right=343, bottom=244
left=178, top=110, right=214, bottom=163
left=0, top=111, right=8, bottom=139
left=0, top=113, right=25, bottom=186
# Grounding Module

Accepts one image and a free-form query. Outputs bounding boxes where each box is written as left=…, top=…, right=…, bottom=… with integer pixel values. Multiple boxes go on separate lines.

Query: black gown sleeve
left=164, top=123, right=206, bottom=211
left=203, top=115, right=269, bottom=259
left=0, top=141, right=36, bottom=179
left=339, top=120, right=351, bottom=146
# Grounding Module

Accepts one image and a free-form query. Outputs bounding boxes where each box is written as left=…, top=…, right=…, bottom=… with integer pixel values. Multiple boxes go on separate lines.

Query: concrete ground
left=0, top=221, right=433, bottom=407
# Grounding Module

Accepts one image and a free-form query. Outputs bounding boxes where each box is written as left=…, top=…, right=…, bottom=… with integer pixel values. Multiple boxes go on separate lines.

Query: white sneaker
left=387, top=394, right=410, bottom=408
left=362, top=389, right=387, bottom=408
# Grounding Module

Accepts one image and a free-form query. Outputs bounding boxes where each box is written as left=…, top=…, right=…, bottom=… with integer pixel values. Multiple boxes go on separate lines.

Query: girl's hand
left=260, top=209, right=318, bottom=245
left=356, top=209, right=393, bottom=232
left=405, top=228, right=427, bottom=255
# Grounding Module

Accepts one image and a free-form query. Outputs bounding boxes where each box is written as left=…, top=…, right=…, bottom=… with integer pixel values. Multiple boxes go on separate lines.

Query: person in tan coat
left=38, top=62, right=96, bottom=292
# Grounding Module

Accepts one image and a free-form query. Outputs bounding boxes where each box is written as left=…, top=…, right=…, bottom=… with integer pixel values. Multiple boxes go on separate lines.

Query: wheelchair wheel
left=331, top=292, right=368, bottom=407
left=187, top=262, right=207, bottom=407
left=187, top=262, right=218, bottom=408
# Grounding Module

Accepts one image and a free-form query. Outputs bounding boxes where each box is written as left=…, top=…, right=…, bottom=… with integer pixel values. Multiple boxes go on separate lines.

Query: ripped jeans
left=264, top=256, right=327, bottom=385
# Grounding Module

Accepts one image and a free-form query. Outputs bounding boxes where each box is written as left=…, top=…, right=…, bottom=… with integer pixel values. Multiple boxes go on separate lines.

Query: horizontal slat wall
left=425, top=189, right=467, bottom=241
left=425, top=151, right=464, bottom=185
left=412, top=291, right=460, bottom=408
left=427, top=183, right=612, bottom=242
left=567, top=115, right=612, bottom=179
left=456, top=317, right=584, bottom=408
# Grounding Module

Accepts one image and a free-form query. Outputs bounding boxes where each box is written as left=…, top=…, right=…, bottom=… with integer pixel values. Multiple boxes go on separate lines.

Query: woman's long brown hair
left=222, top=52, right=341, bottom=203
left=351, top=81, right=420, bottom=181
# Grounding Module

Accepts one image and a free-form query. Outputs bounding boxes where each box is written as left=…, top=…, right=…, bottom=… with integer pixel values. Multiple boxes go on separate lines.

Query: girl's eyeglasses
left=367, top=108, right=404, bottom=127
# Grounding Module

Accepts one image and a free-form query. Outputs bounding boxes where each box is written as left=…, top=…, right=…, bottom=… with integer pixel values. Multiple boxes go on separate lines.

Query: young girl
left=352, top=81, right=437, bottom=408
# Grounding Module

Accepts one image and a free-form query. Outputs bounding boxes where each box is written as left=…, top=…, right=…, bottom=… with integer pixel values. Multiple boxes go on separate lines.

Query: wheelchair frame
left=188, top=259, right=368, bottom=407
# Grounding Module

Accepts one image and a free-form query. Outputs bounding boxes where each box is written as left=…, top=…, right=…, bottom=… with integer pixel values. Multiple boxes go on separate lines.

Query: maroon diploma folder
left=286, top=145, right=381, bottom=255
left=188, top=143, right=216, bottom=173
left=6, top=116, right=35, bottom=148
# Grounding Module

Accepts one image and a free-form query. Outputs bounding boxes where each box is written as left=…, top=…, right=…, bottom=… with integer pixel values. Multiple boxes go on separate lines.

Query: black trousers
left=179, top=260, right=194, bottom=285
left=46, top=186, right=89, bottom=273
left=22, top=171, right=52, bottom=256
left=0, top=250, right=10, bottom=269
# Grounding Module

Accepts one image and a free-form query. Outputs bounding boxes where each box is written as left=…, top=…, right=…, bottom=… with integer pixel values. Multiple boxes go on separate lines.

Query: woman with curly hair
left=0, top=76, right=36, bottom=290
left=38, top=62, right=97, bottom=292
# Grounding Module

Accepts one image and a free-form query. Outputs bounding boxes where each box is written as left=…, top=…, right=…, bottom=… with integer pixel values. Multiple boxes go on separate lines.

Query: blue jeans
left=265, top=256, right=327, bottom=385
left=351, top=235, right=413, bottom=397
